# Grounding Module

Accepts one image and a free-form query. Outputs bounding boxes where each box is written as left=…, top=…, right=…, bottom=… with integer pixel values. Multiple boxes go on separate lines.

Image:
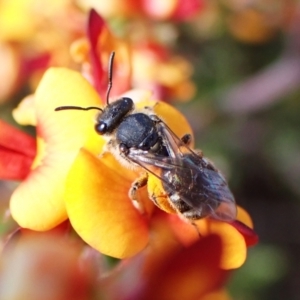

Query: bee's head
left=55, top=51, right=135, bottom=135
left=95, top=97, right=134, bottom=135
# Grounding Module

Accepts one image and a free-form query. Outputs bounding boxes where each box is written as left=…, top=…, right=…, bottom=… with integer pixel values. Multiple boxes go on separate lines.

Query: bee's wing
left=128, top=150, right=236, bottom=221
left=191, top=165, right=237, bottom=222
left=157, top=120, right=237, bottom=221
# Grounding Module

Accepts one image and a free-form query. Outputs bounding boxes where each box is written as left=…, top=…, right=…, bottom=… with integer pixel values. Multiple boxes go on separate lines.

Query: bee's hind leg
left=191, top=222, right=203, bottom=238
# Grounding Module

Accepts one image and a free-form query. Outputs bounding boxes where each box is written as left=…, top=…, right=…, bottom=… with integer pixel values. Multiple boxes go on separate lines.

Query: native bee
left=55, top=52, right=237, bottom=222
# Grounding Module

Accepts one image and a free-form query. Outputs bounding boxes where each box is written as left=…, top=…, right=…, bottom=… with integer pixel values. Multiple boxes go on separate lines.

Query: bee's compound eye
left=122, top=97, right=134, bottom=106
left=119, top=143, right=129, bottom=155
left=95, top=122, right=107, bottom=134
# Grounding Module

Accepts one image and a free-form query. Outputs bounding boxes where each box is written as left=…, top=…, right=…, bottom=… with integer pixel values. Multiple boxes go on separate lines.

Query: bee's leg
left=191, top=222, right=202, bottom=238
left=181, top=208, right=203, bottom=238
left=144, top=102, right=158, bottom=110
left=129, top=173, right=149, bottom=215
left=180, top=133, right=192, bottom=146
left=181, top=134, right=204, bottom=157
left=129, top=172, right=148, bottom=198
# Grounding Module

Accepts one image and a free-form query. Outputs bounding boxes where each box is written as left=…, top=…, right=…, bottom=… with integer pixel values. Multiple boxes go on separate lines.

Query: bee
left=55, top=52, right=237, bottom=223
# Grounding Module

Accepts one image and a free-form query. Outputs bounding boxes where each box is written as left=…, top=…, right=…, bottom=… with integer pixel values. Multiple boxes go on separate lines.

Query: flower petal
left=0, top=149, right=34, bottom=180
left=236, top=205, right=253, bottom=228
left=65, top=148, right=149, bottom=258
left=229, top=206, right=258, bottom=246
left=0, top=120, right=36, bottom=157
left=140, top=0, right=178, bottom=20
left=87, top=9, right=105, bottom=95
left=205, top=220, right=247, bottom=269
left=229, top=220, right=258, bottom=247
left=135, top=235, right=227, bottom=300
left=10, top=68, right=103, bottom=230
left=87, top=9, right=132, bottom=99
left=12, top=95, right=37, bottom=126
left=0, top=43, right=21, bottom=102
left=168, top=215, right=248, bottom=269
left=0, top=120, right=36, bottom=180
left=201, top=289, right=232, bottom=300
left=172, top=0, right=203, bottom=21
left=0, top=0, right=36, bottom=41
left=0, top=229, right=91, bottom=300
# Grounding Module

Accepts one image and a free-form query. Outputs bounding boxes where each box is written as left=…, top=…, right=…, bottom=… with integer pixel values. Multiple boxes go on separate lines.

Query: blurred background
left=0, top=0, right=299, bottom=299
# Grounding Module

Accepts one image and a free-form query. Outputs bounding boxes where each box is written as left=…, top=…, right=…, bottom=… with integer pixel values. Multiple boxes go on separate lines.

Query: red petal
left=172, top=0, right=204, bottom=21
left=0, top=120, right=36, bottom=179
left=0, top=149, right=34, bottom=180
left=87, top=9, right=105, bottom=95
left=22, top=53, right=51, bottom=75
left=0, top=120, right=36, bottom=157
left=229, top=220, right=259, bottom=247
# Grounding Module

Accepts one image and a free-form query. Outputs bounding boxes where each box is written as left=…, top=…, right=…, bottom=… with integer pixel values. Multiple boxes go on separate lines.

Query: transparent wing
left=126, top=118, right=236, bottom=221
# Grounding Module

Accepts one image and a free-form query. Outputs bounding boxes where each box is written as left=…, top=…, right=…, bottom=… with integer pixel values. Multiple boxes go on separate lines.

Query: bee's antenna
left=55, top=53, right=115, bottom=112
left=106, top=51, right=115, bottom=105
left=55, top=106, right=103, bottom=112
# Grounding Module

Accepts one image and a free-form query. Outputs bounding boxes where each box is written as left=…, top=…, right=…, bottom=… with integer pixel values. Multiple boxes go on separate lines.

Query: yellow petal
left=65, top=149, right=149, bottom=258
left=204, top=220, right=246, bottom=269
left=237, top=206, right=254, bottom=228
left=12, top=94, right=37, bottom=126
left=0, top=0, right=36, bottom=41
left=11, top=68, right=103, bottom=230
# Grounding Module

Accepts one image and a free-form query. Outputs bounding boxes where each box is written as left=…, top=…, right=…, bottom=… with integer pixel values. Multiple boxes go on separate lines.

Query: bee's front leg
left=129, top=173, right=148, bottom=200
left=129, top=173, right=149, bottom=214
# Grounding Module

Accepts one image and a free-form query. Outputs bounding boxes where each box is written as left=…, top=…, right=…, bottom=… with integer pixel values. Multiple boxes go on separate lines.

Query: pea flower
left=1, top=217, right=255, bottom=299
left=5, top=66, right=257, bottom=260
left=71, top=9, right=195, bottom=102
left=0, top=5, right=259, bottom=300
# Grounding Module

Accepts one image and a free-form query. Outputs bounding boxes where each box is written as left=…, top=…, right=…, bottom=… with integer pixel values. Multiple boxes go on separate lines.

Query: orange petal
left=10, top=68, right=103, bottom=230
left=137, top=235, right=227, bottom=300
left=201, top=289, right=232, bottom=300
left=65, top=148, right=149, bottom=258
left=168, top=216, right=247, bottom=269
left=167, top=214, right=201, bottom=246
